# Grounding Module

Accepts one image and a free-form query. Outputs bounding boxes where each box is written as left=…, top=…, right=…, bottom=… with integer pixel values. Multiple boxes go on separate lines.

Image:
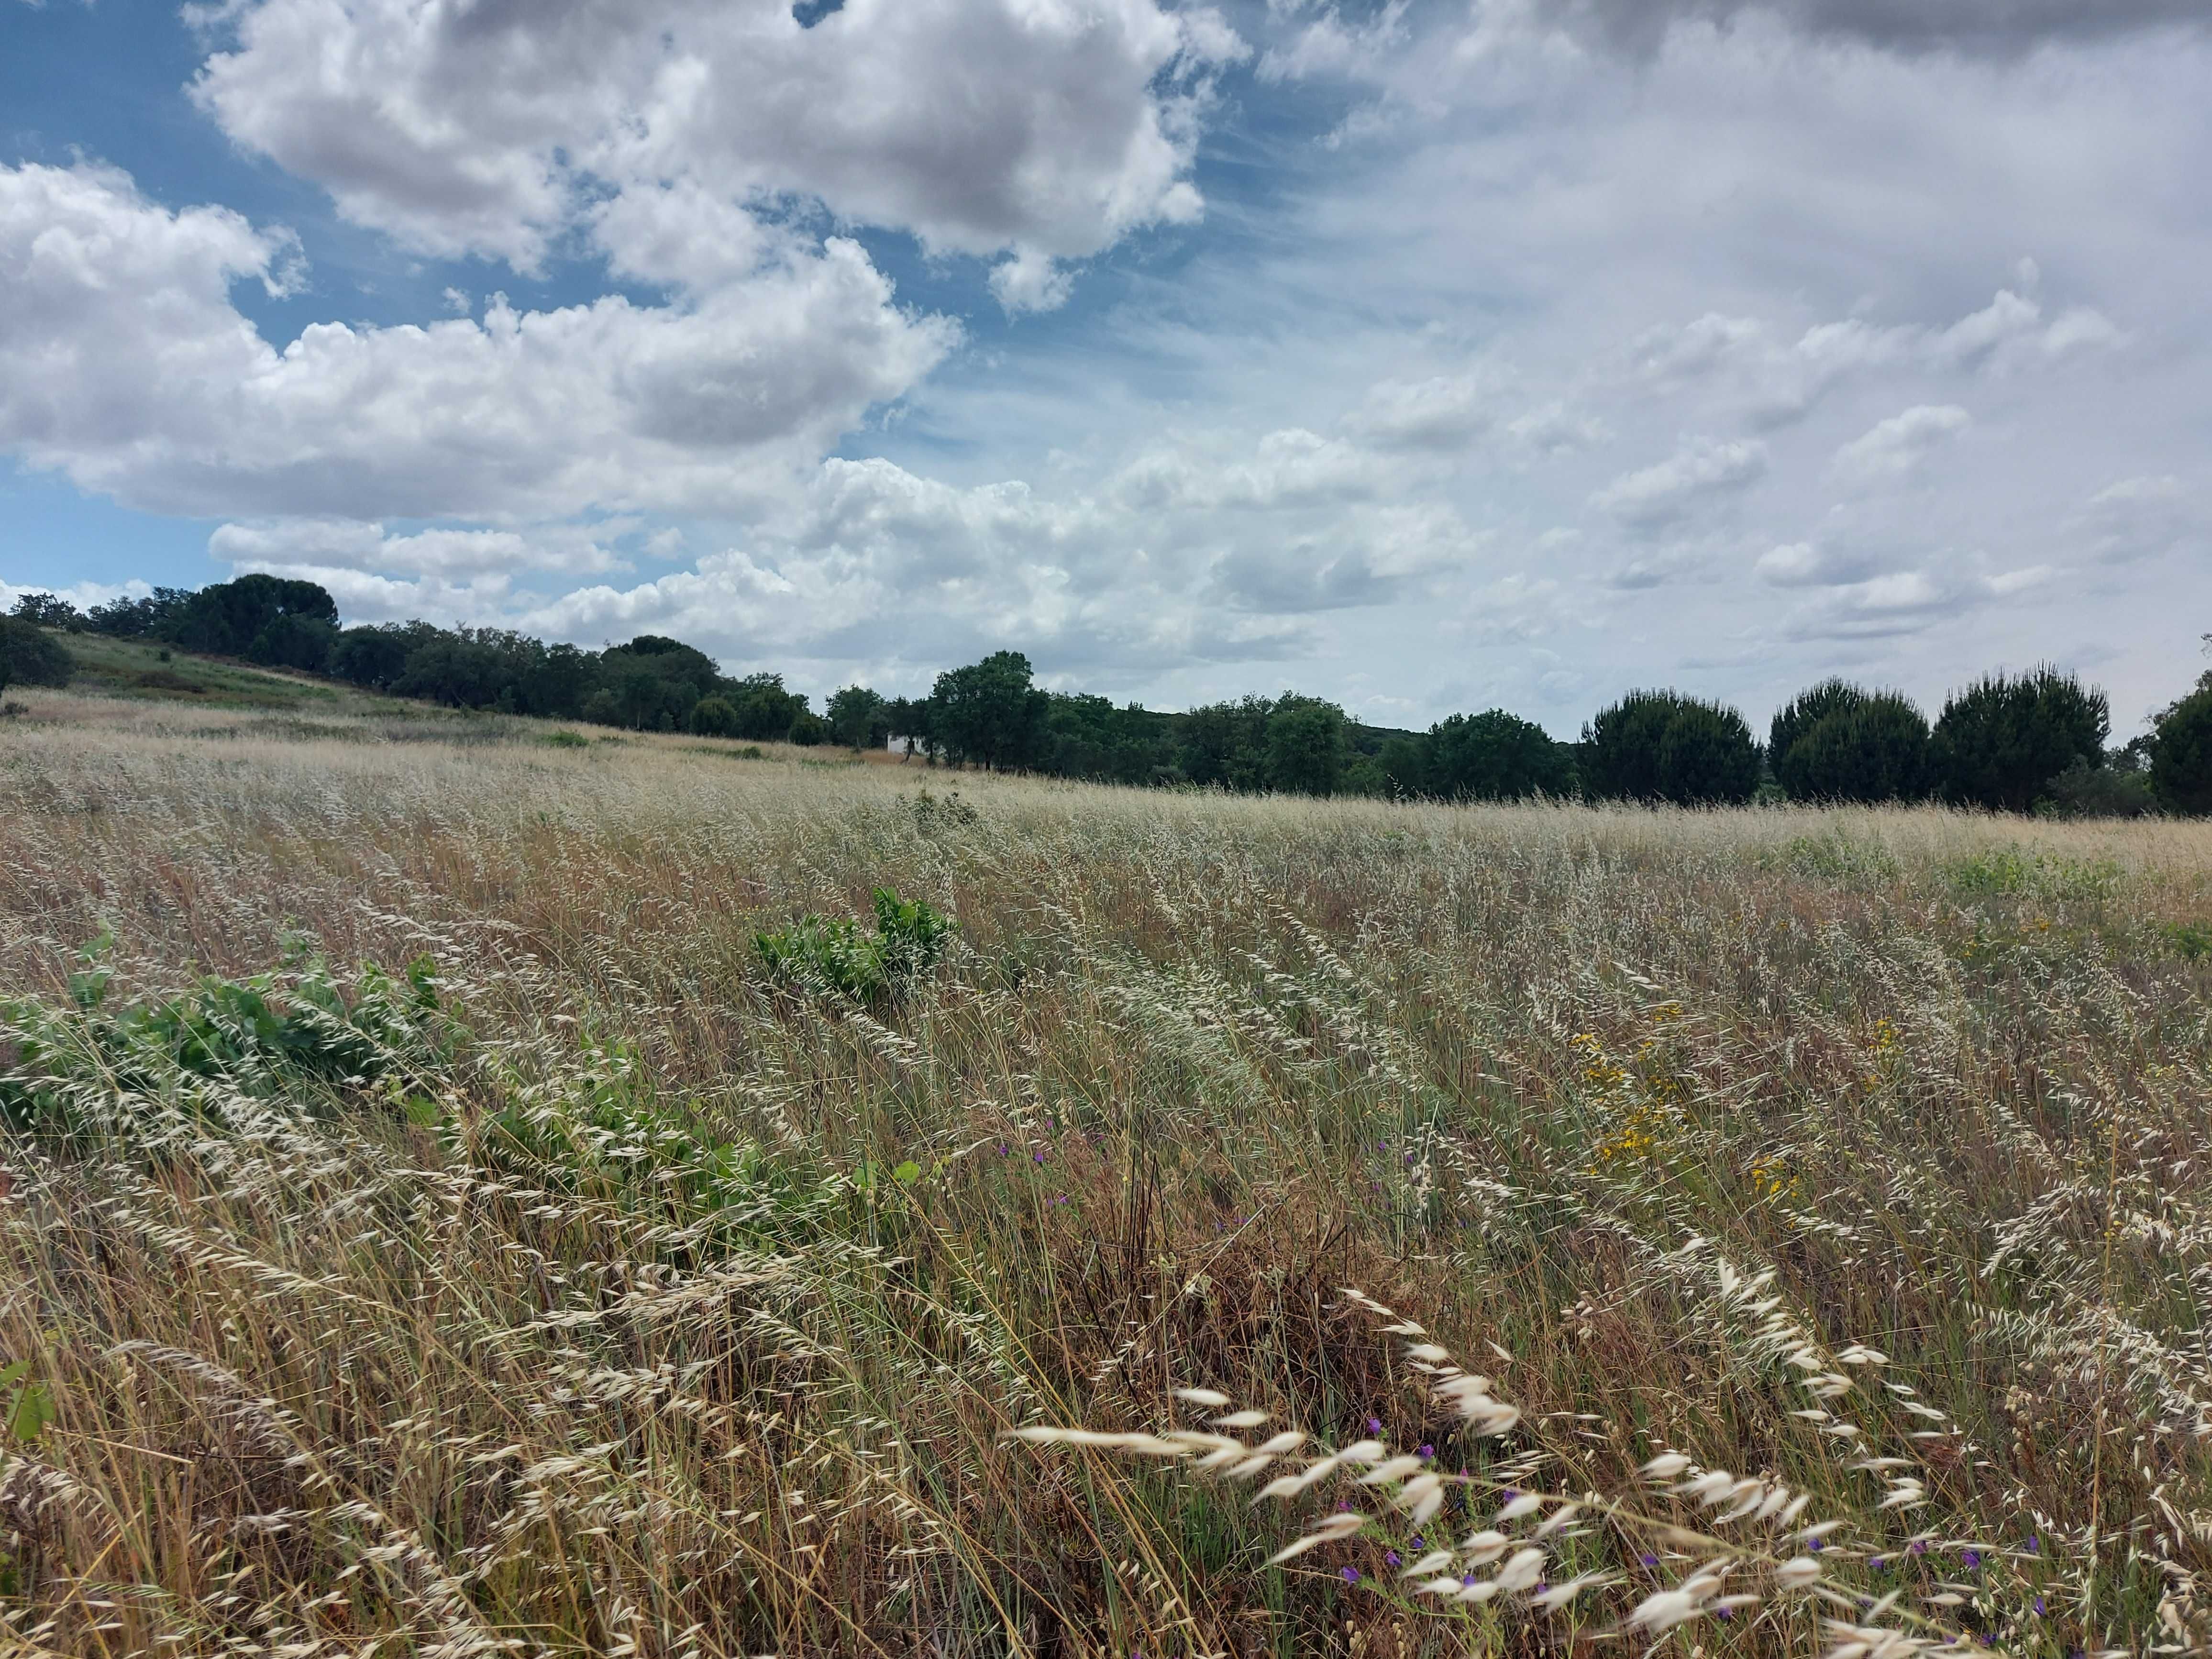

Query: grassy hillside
left=47, top=629, right=355, bottom=710
left=1, top=698, right=2210, bottom=1656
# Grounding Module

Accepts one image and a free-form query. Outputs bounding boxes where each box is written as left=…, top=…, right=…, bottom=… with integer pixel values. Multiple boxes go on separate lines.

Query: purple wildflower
left=1418, top=1444, right=1435, bottom=1459
left=1908, top=1539, right=1929, bottom=1557
left=1340, top=1566, right=1360, bottom=1584
left=1367, top=1417, right=1383, bottom=1435
left=2034, top=1597, right=2046, bottom=1616
left=1640, top=1553, right=1659, bottom=1568
left=1961, top=1549, right=1980, bottom=1570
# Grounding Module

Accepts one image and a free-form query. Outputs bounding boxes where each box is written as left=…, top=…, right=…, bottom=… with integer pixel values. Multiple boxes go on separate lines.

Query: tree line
left=9, top=577, right=2212, bottom=815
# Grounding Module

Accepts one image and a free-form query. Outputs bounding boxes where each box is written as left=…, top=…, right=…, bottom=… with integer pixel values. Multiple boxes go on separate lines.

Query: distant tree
left=167, top=575, right=339, bottom=658
left=1178, top=696, right=1274, bottom=791
left=1583, top=689, right=1759, bottom=805
left=1042, top=693, right=1172, bottom=784
left=884, top=695, right=932, bottom=761
left=1773, top=690, right=1930, bottom=803
left=1767, top=678, right=1863, bottom=777
left=85, top=588, right=192, bottom=638
left=1929, top=668, right=2107, bottom=812
left=10, top=593, right=83, bottom=630
left=727, top=673, right=808, bottom=742
left=2150, top=679, right=2212, bottom=816
left=593, top=635, right=719, bottom=728
left=2041, top=753, right=2155, bottom=818
left=787, top=708, right=829, bottom=746
left=689, top=696, right=740, bottom=738
left=1372, top=733, right=1430, bottom=798
left=0, top=615, right=74, bottom=695
left=930, top=651, right=1049, bottom=771
left=332, top=623, right=433, bottom=690
left=246, top=612, right=337, bottom=674
left=827, top=685, right=891, bottom=751
left=393, top=631, right=515, bottom=710
left=1427, top=709, right=1573, bottom=801
left=1263, top=697, right=1347, bottom=796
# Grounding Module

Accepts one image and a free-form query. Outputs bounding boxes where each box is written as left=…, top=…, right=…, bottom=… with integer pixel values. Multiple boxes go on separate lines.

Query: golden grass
left=2, top=694, right=2211, bottom=1656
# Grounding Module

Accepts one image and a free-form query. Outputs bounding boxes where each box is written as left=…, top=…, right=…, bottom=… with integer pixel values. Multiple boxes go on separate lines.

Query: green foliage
left=906, top=786, right=978, bottom=833
left=538, top=728, right=592, bottom=748
left=1778, top=827, right=1900, bottom=884
left=1425, top=708, right=1573, bottom=801
left=2150, top=683, right=2212, bottom=815
left=931, top=651, right=1050, bottom=771
left=1262, top=696, right=1346, bottom=796
left=9, top=592, right=83, bottom=631
left=1582, top=689, right=1759, bottom=805
left=1930, top=667, right=2107, bottom=813
left=2038, top=755, right=2155, bottom=818
left=1767, top=678, right=1863, bottom=771
left=247, top=611, right=339, bottom=673
left=755, top=888, right=956, bottom=1003
left=1042, top=693, right=1173, bottom=784
left=0, top=1358, right=55, bottom=1444
left=82, top=586, right=193, bottom=638
left=166, top=575, right=339, bottom=663
left=0, top=941, right=455, bottom=1139
left=0, top=615, right=74, bottom=696
left=827, top=685, right=892, bottom=751
left=726, top=672, right=809, bottom=741
left=1774, top=690, right=1930, bottom=803
left=331, top=620, right=437, bottom=690
left=1946, top=846, right=2121, bottom=901
left=455, top=1039, right=847, bottom=1238
left=2159, top=921, right=2212, bottom=960
left=1177, top=695, right=1274, bottom=791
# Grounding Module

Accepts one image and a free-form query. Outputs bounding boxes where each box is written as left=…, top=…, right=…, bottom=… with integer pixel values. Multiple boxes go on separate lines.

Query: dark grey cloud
left=1538, top=0, right=2209, bottom=56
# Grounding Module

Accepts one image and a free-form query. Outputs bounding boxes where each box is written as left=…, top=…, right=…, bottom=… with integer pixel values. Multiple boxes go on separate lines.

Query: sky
left=0, top=0, right=2205, bottom=738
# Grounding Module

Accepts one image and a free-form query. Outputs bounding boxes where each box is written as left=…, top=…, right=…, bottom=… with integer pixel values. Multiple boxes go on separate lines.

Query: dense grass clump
left=0, top=695, right=2210, bottom=1656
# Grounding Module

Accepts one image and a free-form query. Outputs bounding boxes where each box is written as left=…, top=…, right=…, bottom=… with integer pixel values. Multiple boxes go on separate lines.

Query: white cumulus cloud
left=0, top=161, right=954, bottom=520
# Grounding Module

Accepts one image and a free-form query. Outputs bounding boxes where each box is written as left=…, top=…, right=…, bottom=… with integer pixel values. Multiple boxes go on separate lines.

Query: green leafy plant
left=754, top=887, right=956, bottom=1003
left=0, top=942, right=454, bottom=1138
left=0, top=1358, right=55, bottom=1444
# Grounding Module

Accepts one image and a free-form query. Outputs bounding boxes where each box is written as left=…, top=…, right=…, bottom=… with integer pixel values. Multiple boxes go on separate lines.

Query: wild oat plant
left=0, top=691, right=2210, bottom=1656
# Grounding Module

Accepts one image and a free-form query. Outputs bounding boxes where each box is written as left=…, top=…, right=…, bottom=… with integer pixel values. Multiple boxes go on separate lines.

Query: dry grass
left=2, top=690, right=2211, bottom=1656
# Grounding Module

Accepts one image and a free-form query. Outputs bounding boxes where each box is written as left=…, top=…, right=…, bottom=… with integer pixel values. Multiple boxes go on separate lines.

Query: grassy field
left=2, top=687, right=2211, bottom=1658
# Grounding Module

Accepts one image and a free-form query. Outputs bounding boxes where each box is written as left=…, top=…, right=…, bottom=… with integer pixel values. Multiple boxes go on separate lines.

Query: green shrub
left=1930, top=667, right=2107, bottom=813
left=2038, top=756, right=2154, bottom=818
left=1425, top=709, right=1573, bottom=801
left=1947, top=847, right=2121, bottom=902
left=2150, top=685, right=2212, bottom=815
left=1582, top=689, right=1759, bottom=805
left=1778, top=828, right=1900, bottom=884
left=538, top=728, right=592, bottom=748
left=1773, top=690, right=1930, bottom=802
left=755, top=888, right=956, bottom=1003
left=2160, top=921, right=2212, bottom=960
left=0, top=940, right=453, bottom=1139
left=0, top=616, right=74, bottom=696
left=688, top=695, right=740, bottom=738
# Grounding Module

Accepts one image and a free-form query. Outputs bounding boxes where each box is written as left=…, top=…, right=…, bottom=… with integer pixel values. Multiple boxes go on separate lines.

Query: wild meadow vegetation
left=3, top=687, right=2212, bottom=1657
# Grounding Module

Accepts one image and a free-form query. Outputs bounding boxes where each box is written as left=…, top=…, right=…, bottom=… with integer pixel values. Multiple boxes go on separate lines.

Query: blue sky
left=2, top=0, right=2206, bottom=735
